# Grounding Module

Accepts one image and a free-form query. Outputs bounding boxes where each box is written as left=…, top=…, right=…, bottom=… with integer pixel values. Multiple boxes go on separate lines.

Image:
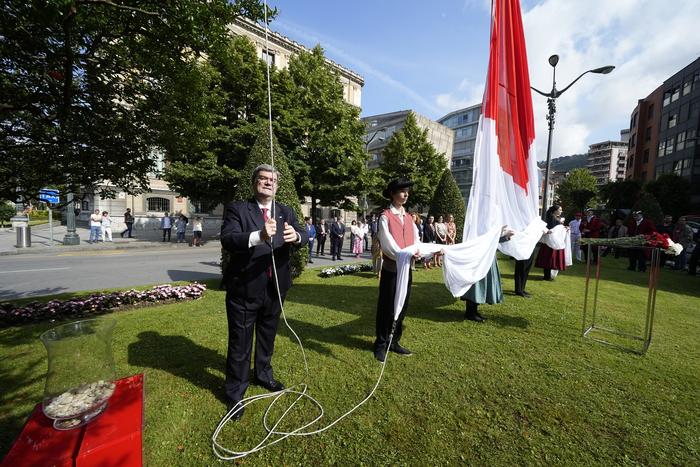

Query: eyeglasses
left=257, top=176, right=278, bottom=184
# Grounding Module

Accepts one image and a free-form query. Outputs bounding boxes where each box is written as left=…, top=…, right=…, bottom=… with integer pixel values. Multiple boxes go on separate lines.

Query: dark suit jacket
left=330, top=222, right=345, bottom=239
left=220, top=199, right=307, bottom=297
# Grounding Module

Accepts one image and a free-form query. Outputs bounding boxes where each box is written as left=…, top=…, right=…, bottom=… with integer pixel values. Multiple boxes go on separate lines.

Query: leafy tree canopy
left=599, top=180, right=643, bottom=210
left=556, top=168, right=598, bottom=218
left=0, top=0, right=273, bottom=206
left=375, top=112, right=447, bottom=210
left=643, top=174, right=691, bottom=220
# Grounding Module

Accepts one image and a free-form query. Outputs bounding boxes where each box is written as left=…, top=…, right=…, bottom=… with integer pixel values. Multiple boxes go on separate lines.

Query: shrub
left=428, top=169, right=466, bottom=240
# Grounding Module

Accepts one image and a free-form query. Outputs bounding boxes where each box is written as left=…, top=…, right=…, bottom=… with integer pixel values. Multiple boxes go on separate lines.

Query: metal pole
left=48, top=206, right=53, bottom=246
left=541, top=100, right=555, bottom=219
left=63, top=192, right=80, bottom=245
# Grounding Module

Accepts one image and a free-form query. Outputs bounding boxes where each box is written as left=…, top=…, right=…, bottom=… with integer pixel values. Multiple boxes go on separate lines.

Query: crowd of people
left=567, top=208, right=698, bottom=275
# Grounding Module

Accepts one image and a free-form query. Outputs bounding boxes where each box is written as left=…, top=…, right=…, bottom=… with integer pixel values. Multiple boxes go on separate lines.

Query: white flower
left=666, top=239, right=684, bottom=256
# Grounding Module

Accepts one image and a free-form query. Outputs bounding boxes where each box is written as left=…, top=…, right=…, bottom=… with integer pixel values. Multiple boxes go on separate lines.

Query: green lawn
left=1, top=257, right=698, bottom=465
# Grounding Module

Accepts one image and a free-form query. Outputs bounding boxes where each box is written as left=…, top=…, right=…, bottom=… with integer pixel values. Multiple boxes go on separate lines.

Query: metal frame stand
left=581, top=245, right=661, bottom=355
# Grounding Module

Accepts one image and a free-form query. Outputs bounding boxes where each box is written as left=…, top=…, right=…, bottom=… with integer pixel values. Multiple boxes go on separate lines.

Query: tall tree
left=556, top=168, right=598, bottom=218
left=375, top=112, right=447, bottom=210
left=599, top=180, right=643, bottom=210
left=161, top=36, right=269, bottom=210
left=643, top=174, right=691, bottom=219
left=0, top=0, right=272, bottom=205
left=274, top=45, right=367, bottom=217
left=429, top=169, right=466, bottom=240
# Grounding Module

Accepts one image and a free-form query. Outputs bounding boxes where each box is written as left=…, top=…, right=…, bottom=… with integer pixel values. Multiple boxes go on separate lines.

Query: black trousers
left=162, top=228, right=171, bottom=241
left=374, top=269, right=412, bottom=351
left=316, top=234, right=326, bottom=255
left=628, top=248, right=647, bottom=272
left=331, top=236, right=344, bottom=258
left=514, top=257, right=533, bottom=294
left=225, top=282, right=283, bottom=404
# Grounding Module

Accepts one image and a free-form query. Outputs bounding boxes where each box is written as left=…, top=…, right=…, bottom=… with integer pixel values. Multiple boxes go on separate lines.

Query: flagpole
left=532, top=55, right=615, bottom=219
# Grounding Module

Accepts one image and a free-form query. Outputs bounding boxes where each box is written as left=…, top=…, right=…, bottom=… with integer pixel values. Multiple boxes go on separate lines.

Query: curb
left=0, top=241, right=221, bottom=256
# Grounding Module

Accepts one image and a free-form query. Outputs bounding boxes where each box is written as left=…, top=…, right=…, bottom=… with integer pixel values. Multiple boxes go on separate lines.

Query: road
left=0, top=246, right=222, bottom=300
left=0, top=245, right=370, bottom=300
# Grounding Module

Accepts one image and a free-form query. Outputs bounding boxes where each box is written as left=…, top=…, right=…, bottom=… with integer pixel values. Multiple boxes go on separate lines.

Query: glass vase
left=39, top=317, right=116, bottom=430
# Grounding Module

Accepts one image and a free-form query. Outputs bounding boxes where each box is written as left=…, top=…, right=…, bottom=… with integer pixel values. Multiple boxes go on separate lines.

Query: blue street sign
left=39, top=188, right=60, bottom=204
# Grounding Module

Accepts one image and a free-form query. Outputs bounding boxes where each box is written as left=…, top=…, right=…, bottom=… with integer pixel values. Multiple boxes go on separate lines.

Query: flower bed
left=319, top=263, right=373, bottom=278
left=580, top=233, right=683, bottom=256
left=0, top=283, right=207, bottom=327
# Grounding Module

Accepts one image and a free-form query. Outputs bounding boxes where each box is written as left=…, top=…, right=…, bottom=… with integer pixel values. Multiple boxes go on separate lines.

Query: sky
left=267, top=0, right=700, bottom=161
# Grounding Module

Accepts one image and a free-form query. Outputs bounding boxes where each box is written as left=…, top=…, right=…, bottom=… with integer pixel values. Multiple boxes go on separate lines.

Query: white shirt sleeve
left=377, top=214, right=421, bottom=261
left=248, top=231, right=263, bottom=247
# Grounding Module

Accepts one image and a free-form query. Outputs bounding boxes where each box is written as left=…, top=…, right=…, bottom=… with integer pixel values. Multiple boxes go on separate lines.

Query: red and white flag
left=464, top=0, right=546, bottom=259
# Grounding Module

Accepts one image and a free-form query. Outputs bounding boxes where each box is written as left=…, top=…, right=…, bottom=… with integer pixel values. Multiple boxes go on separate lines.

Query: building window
left=687, top=129, right=697, bottom=148
left=146, top=197, right=170, bottom=213
left=643, top=149, right=649, bottom=163
left=667, top=113, right=677, bottom=128
left=671, top=86, right=680, bottom=103
left=690, top=101, right=700, bottom=120
left=665, top=137, right=675, bottom=156
left=81, top=200, right=89, bottom=211
left=645, top=127, right=652, bottom=141
left=683, top=79, right=692, bottom=96
left=663, top=91, right=671, bottom=107
left=677, top=132, right=686, bottom=151
left=647, top=104, right=654, bottom=120
left=658, top=140, right=666, bottom=157
left=262, top=50, right=275, bottom=66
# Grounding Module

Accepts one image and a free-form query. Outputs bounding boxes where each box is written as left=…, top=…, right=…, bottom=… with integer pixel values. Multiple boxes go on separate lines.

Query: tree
left=429, top=169, right=466, bottom=240
left=274, top=46, right=367, bottom=216
left=0, top=200, right=15, bottom=228
left=556, top=168, right=598, bottom=218
left=0, top=0, right=272, bottom=205
left=630, top=192, right=664, bottom=225
left=161, top=36, right=269, bottom=210
left=599, top=180, right=643, bottom=210
left=643, top=174, right=691, bottom=219
left=375, top=112, right=447, bottom=210
left=221, top=123, right=307, bottom=278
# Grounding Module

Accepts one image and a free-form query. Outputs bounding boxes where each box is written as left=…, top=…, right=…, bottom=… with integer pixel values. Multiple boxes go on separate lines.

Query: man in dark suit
left=220, top=164, right=308, bottom=420
left=330, top=216, right=345, bottom=260
left=627, top=210, right=656, bottom=272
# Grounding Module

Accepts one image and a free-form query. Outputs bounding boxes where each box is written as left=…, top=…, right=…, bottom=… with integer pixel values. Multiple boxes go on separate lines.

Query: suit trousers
left=514, top=257, right=533, bottom=294
left=374, top=268, right=412, bottom=351
left=225, top=282, right=283, bottom=404
left=331, top=236, right=344, bottom=258
left=316, top=235, right=326, bottom=255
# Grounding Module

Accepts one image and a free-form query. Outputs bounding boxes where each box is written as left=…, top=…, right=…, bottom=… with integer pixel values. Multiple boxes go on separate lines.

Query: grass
left=1, top=257, right=698, bottom=465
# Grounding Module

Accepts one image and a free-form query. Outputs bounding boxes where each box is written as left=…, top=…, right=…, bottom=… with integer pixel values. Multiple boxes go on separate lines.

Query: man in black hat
left=374, top=177, right=422, bottom=362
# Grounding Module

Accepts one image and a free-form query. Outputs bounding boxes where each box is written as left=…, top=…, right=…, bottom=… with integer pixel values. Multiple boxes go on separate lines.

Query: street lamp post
left=362, top=129, right=385, bottom=220
left=532, top=54, right=614, bottom=219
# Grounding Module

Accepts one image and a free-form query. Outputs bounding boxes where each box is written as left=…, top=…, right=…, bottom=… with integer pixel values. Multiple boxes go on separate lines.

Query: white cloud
left=438, top=0, right=700, bottom=160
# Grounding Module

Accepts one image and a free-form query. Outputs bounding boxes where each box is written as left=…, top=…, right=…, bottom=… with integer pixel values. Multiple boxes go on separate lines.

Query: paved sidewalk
left=0, top=223, right=373, bottom=267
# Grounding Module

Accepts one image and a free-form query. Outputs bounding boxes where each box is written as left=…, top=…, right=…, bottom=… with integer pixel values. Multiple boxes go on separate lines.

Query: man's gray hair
left=251, top=164, right=280, bottom=184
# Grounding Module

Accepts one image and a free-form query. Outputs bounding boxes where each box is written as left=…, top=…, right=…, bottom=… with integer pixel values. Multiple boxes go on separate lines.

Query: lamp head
left=548, top=54, right=559, bottom=67
left=591, top=65, right=615, bottom=74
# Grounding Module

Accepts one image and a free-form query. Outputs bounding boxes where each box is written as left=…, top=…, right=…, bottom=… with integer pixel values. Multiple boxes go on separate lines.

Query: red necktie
left=262, top=208, right=272, bottom=278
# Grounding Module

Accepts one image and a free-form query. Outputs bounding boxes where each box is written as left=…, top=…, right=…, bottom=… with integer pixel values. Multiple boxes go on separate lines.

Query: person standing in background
left=160, top=212, right=173, bottom=242
left=120, top=208, right=134, bottom=238
left=316, top=218, right=327, bottom=256
left=568, top=212, right=582, bottom=262
left=305, top=217, right=316, bottom=264
left=101, top=211, right=113, bottom=242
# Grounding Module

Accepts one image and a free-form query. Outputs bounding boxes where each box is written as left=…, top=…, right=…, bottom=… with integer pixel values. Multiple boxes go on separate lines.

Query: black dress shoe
left=253, top=378, right=285, bottom=392
left=389, top=343, right=413, bottom=356
left=516, top=291, right=531, bottom=298
left=374, top=347, right=387, bottom=362
left=226, top=402, right=244, bottom=421
left=465, top=311, right=485, bottom=322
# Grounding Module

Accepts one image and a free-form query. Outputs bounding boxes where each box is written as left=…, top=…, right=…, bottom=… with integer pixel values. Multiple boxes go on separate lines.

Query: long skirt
left=535, top=244, right=567, bottom=270
left=461, top=256, right=503, bottom=305
left=352, top=235, right=363, bottom=254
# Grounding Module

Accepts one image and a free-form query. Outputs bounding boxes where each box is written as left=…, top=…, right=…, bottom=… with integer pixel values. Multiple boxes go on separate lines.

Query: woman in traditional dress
left=535, top=204, right=567, bottom=281
left=462, top=227, right=515, bottom=322
left=434, top=215, right=447, bottom=267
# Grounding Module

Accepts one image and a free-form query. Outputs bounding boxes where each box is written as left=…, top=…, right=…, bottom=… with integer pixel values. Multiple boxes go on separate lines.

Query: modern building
left=627, top=85, right=663, bottom=183
left=362, top=110, right=454, bottom=169
left=654, top=57, right=700, bottom=206
left=627, top=56, right=700, bottom=209
left=437, top=104, right=482, bottom=203
left=82, top=17, right=365, bottom=233
left=587, top=135, right=629, bottom=186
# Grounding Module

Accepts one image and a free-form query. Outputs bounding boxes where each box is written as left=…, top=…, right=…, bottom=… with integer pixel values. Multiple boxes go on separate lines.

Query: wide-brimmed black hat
left=383, top=177, right=414, bottom=199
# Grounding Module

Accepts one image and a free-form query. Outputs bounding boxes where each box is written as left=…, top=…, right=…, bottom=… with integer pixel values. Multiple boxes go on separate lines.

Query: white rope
left=211, top=2, right=394, bottom=460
